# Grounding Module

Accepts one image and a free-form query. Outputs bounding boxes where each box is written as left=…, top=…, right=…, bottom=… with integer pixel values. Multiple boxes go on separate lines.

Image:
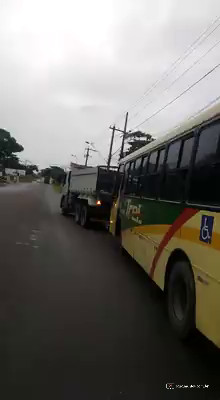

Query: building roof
left=120, top=101, right=220, bottom=164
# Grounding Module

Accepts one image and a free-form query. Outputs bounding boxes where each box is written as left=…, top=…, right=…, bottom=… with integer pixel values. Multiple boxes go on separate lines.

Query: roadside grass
left=53, top=183, right=62, bottom=193
left=19, top=175, right=35, bottom=183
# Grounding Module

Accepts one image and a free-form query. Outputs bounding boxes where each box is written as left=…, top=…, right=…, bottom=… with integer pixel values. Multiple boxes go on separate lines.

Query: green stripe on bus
left=120, top=196, right=185, bottom=230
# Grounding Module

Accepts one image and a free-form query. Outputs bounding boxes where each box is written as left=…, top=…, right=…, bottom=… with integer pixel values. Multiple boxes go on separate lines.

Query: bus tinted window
left=139, top=155, right=148, bottom=194
left=125, top=161, right=136, bottom=194
left=123, top=162, right=130, bottom=192
left=135, top=158, right=142, bottom=174
left=161, top=138, right=190, bottom=202
left=143, top=150, right=161, bottom=198
left=180, top=136, right=194, bottom=168
left=157, top=149, right=165, bottom=172
left=166, top=141, right=181, bottom=169
left=133, top=158, right=142, bottom=194
left=189, top=122, right=220, bottom=205
left=195, top=123, right=220, bottom=165
left=148, top=151, right=158, bottom=173
left=142, top=155, right=148, bottom=172
left=129, top=161, right=135, bottom=183
left=125, top=162, right=130, bottom=172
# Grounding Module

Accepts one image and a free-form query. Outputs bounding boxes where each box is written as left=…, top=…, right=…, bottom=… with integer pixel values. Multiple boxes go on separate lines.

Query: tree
left=50, top=166, right=65, bottom=184
left=26, top=164, right=38, bottom=175
left=0, top=129, right=24, bottom=169
left=41, top=166, right=65, bottom=184
left=41, top=167, right=51, bottom=177
left=124, top=131, right=155, bottom=157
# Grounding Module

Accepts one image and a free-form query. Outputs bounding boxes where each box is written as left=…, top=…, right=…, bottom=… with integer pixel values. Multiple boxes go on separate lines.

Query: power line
left=111, top=146, right=121, bottom=157
left=186, top=94, right=220, bottom=123
left=90, top=143, right=107, bottom=163
left=130, top=36, right=220, bottom=122
left=131, top=60, right=220, bottom=131
left=153, top=94, right=220, bottom=141
left=114, top=16, right=220, bottom=124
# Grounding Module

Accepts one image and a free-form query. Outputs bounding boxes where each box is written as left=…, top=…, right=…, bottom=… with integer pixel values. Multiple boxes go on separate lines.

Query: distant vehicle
left=60, top=163, right=118, bottom=228
left=44, top=176, right=50, bottom=184
left=110, top=102, right=220, bottom=348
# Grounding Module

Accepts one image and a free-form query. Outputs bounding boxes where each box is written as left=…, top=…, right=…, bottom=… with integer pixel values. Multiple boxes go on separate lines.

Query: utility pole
left=85, top=146, right=90, bottom=166
left=119, top=112, right=128, bottom=160
left=107, top=125, right=115, bottom=170
left=84, top=141, right=97, bottom=166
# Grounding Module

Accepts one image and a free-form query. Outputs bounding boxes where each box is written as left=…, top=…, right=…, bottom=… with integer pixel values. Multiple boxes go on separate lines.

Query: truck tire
left=61, top=196, right=68, bottom=216
left=80, top=205, right=89, bottom=228
left=166, top=260, right=195, bottom=339
left=75, top=203, right=81, bottom=224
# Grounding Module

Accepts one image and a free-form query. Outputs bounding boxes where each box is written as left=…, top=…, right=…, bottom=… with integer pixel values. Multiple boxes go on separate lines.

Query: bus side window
left=125, top=161, right=135, bottom=194
left=189, top=121, right=220, bottom=205
left=143, top=150, right=159, bottom=198
left=162, top=136, right=194, bottom=201
left=132, top=157, right=142, bottom=195
left=124, top=162, right=131, bottom=193
left=139, top=155, right=149, bottom=194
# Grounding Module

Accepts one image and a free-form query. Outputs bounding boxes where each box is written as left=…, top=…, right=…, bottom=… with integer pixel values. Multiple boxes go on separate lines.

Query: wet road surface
left=0, top=183, right=219, bottom=399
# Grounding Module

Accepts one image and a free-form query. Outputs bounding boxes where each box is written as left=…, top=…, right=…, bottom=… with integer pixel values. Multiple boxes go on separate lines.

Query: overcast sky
left=0, top=0, right=220, bottom=168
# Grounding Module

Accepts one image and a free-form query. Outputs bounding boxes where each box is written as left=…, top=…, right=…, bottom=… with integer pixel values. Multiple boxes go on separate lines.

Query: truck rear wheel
left=166, top=260, right=195, bottom=339
left=80, top=205, right=89, bottom=228
left=75, top=203, right=81, bottom=224
left=61, top=196, right=68, bottom=216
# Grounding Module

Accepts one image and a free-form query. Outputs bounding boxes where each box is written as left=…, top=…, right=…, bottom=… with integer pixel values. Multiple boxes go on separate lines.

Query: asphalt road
left=0, top=183, right=219, bottom=400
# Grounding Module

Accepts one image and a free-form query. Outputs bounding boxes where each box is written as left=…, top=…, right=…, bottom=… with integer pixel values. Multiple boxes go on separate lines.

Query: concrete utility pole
left=108, top=112, right=129, bottom=162
left=107, top=125, right=115, bottom=170
left=119, top=112, right=128, bottom=160
left=84, top=146, right=90, bottom=166
left=84, top=142, right=97, bottom=166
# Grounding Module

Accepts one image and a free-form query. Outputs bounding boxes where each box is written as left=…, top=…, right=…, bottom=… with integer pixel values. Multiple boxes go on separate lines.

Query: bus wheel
left=166, top=260, right=195, bottom=339
left=80, top=205, right=89, bottom=228
left=75, top=203, right=81, bottom=224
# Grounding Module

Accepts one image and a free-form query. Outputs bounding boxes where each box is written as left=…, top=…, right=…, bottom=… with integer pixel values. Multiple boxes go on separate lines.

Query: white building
left=5, top=168, right=26, bottom=176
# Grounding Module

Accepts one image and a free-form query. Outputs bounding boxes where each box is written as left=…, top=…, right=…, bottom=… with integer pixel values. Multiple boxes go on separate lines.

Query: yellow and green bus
left=110, top=103, right=220, bottom=348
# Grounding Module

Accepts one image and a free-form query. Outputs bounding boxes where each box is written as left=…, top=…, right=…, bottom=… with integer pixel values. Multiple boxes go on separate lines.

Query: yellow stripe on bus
left=133, top=224, right=220, bottom=251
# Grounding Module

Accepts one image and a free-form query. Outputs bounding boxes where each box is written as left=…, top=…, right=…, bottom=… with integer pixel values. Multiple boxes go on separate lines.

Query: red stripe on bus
left=149, top=208, right=198, bottom=279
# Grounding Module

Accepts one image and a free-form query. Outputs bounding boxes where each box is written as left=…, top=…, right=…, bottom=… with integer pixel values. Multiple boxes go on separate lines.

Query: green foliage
left=124, top=131, right=155, bottom=157
left=41, top=167, right=51, bottom=177
left=26, top=164, right=38, bottom=175
left=0, top=129, right=24, bottom=168
left=41, top=166, right=65, bottom=184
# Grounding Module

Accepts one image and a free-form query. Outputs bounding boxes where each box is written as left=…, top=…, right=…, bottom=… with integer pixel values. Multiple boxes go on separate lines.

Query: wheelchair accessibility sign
left=199, top=215, right=214, bottom=244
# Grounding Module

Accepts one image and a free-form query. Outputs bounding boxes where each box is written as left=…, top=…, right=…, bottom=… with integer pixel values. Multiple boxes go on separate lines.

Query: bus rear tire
left=75, top=203, right=81, bottom=224
left=166, top=260, right=195, bottom=340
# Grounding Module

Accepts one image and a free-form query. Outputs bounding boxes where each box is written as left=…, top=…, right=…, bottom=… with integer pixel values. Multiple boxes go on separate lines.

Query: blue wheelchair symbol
left=199, top=215, right=214, bottom=244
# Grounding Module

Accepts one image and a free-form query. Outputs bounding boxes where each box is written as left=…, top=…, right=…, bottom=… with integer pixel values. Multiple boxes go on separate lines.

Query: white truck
left=60, top=163, right=118, bottom=228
